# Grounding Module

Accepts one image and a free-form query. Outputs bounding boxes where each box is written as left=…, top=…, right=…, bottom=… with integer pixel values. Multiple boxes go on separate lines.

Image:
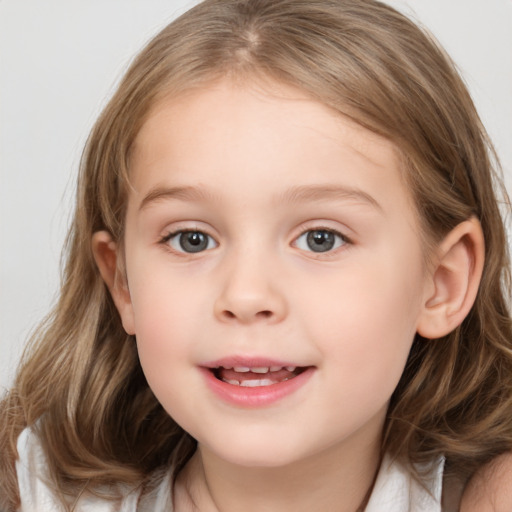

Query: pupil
left=307, top=230, right=335, bottom=252
left=180, top=232, right=208, bottom=253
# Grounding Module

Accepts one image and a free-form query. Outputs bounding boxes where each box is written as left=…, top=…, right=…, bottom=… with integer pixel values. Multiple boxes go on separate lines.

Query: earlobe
left=416, top=218, right=484, bottom=339
left=91, top=231, right=136, bottom=335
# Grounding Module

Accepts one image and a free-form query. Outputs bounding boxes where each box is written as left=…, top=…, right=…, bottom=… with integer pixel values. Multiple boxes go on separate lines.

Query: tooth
left=285, top=366, right=296, bottom=372
left=270, top=366, right=282, bottom=372
left=224, top=379, right=240, bottom=385
left=240, top=380, right=259, bottom=388
left=234, top=366, right=250, bottom=372
left=251, top=367, right=269, bottom=374
left=240, top=379, right=274, bottom=387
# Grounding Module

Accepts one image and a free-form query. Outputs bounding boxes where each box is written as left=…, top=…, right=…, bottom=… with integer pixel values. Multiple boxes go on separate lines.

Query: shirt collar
left=365, top=454, right=444, bottom=512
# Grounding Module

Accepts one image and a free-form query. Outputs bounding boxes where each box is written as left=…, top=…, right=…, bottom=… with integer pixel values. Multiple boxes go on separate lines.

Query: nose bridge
left=214, top=242, right=287, bottom=324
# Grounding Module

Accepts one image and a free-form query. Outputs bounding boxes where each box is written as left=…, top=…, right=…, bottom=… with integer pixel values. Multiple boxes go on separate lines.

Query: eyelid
left=158, top=220, right=218, bottom=243
left=292, top=224, right=352, bottom=255
left=159, top=227, right=218, bottom=254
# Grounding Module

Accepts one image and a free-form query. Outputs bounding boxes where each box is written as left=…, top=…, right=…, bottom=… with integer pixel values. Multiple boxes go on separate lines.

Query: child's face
left=119, top=80, right=432, bottom=468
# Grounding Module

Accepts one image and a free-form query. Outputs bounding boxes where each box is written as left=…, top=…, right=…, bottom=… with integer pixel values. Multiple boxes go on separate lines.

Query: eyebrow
left=277, top=184, right=382, bottom=211
left=139, top=185, right=217, bottom=211
left=138, top=183, right=382, bottom=212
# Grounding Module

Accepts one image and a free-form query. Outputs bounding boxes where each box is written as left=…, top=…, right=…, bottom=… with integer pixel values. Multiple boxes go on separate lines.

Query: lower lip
left=200, top=367, right=314, bottom=407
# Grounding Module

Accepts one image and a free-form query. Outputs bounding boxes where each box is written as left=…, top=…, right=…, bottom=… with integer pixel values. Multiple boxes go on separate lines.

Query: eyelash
left=159, top=227, right=351, bottom=255
left=159, top=229, right=218, bottom=254
left=293, top=227, right=350, bottom=255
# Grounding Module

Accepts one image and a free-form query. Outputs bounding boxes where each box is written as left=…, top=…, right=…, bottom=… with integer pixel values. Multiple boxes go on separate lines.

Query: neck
left=175, top=428, right=382, bottom=512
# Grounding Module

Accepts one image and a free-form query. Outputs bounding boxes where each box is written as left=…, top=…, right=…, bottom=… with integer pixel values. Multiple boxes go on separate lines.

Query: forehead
left=128, top=79, right=415, bottom=219
left=133, top=80, right=394, bottom=167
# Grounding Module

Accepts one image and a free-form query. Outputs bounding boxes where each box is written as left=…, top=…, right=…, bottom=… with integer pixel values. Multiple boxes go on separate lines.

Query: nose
left=213, top=252, right=288, bottom=325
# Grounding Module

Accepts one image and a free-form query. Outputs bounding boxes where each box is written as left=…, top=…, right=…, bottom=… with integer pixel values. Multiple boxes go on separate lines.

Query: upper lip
left=201, top=356, right=307, bottom=370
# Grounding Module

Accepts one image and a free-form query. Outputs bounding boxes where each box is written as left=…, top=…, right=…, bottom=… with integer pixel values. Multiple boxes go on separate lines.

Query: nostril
left=221, top=309, right=273, bottom=320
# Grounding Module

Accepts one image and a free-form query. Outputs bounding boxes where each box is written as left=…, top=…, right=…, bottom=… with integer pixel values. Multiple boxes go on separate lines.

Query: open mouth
left=211, top=365, right=308, bottom=387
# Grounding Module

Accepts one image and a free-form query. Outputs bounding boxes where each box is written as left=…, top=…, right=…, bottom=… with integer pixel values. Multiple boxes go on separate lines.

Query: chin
left=201, top=434, right=309, bottom=469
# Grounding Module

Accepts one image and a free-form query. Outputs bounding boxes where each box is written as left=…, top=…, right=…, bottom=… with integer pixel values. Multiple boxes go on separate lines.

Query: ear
left=416, top=217, right=485, bottom=339
left=91, top=230, right=136, bottom=335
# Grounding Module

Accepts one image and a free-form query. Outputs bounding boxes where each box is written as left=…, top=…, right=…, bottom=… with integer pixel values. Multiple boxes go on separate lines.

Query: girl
left=1, top=0, right=512, bottom=510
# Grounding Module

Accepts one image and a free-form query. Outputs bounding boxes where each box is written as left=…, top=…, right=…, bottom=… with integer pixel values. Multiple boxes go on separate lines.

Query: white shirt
left=16, top=427, right=444, bottom=511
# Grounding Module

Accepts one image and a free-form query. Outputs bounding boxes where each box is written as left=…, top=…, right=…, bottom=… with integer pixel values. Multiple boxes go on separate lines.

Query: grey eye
left=168, top=231, right=217, bottom=253
left=295, top=229, right=345, bottom=253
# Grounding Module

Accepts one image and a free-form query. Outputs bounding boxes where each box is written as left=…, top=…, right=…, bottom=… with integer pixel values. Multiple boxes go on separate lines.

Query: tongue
left=217, top=367, right=298, bottom=383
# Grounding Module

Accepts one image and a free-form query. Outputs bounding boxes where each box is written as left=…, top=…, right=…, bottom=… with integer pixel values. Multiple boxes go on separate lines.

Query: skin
left=93, top=79, right=484, bottom=511
left=460, top=453, right=512, bottom=511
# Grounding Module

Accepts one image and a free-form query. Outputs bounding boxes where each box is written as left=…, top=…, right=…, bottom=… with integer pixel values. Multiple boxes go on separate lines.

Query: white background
left=1, top=0, right=511, bottom=391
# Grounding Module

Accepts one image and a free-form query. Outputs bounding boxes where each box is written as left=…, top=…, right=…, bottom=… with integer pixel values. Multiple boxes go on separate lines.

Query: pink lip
left=201, top=356, right=301, bottom=369
left=199, top=357, right=314, bottom=408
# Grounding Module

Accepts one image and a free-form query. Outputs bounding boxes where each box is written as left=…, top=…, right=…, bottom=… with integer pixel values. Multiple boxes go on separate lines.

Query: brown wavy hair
left=1, top=0, right=511, bottom=509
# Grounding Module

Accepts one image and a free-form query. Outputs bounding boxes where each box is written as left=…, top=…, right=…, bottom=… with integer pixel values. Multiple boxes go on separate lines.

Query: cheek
left=129, top=260, right=207, bottom=330
left=301, top=255, right=424, bottom=386
left=127, top=271, right=204, bottom=377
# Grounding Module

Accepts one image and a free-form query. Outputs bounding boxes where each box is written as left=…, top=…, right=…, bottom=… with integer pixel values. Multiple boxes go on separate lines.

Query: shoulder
left=15, top=427, right=66, bottom=511
left=365, top=455, right=444, bottom=511
left=460, top=453, right=512, bottom=512
left=15, top=427, right=165, bottom=512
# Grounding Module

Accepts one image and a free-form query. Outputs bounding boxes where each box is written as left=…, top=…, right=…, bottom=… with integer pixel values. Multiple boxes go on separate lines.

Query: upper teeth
left=224, top=366, right=297, bottom=373
left=224, top=378, right=291, bottom=387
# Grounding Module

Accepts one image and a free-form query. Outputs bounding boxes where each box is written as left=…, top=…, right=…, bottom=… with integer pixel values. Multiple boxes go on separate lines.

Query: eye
left=163, top=230, right=217, bottom=253
left=294, top=229, right=347, bottom=253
